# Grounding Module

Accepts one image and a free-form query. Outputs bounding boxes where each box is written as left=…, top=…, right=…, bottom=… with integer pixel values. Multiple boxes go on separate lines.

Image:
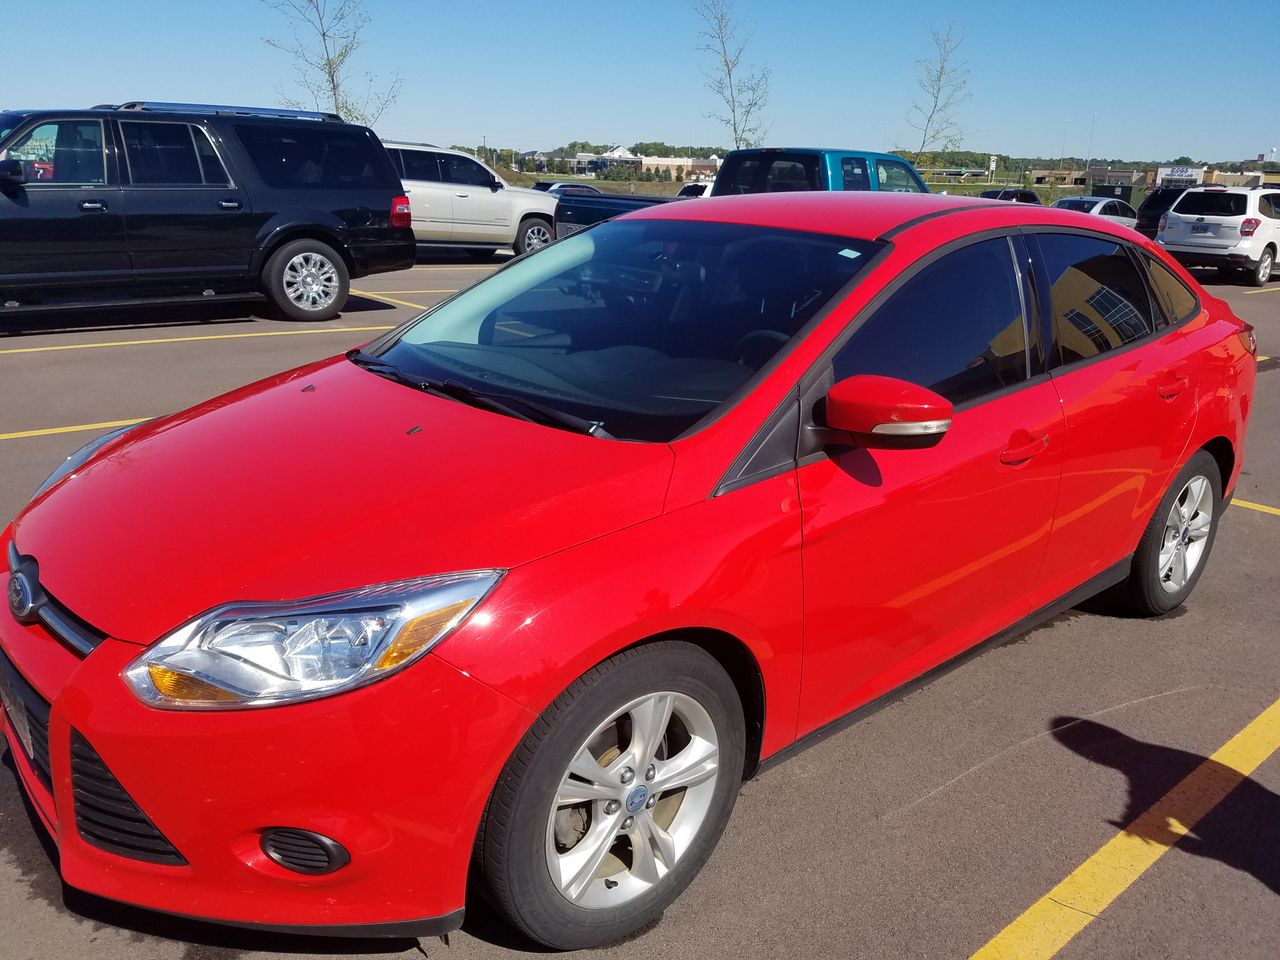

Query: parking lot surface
left=0, top=258, right=1277, bottom=960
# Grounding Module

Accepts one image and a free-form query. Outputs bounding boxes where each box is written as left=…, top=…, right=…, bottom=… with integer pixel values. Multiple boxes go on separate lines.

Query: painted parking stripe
left=0, top=325, right=394, bottom=357
left=1233, top=497, right=1280, bottom=517
left=971, top=698, right=1280, bottom=960
left=349, top=289, right=429, bottom=310
left=0, top=418, right=150, bottom=442
left=1243, top=286, right=1280, bottom=295
left=371, top=289, right=459, bottom=295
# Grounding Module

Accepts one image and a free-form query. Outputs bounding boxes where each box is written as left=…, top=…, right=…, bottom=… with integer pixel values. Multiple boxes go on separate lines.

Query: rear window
left=1138, top=189, right=1181, bottom=214
left=234, top=124, right=397, bottom=190
left=1173, top=192, right=1246, bottom=217
left=1055, top=199, right=1096, bottom=213
left=712, top=153, right=820, bottom=196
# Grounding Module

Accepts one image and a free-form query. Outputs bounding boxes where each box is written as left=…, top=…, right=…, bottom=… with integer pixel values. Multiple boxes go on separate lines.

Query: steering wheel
left=732, top=329, right=790, bottom=367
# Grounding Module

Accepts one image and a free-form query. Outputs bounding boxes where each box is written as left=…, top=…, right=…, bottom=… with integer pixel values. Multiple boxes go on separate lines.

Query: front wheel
left=475, top=642, right=745, bottom=950
left=262, top=239, right=350, bottom=321
left=1115, top=450, right=1222, bottom=615
left=514, top=217, right=553, bottom=256
left=1249, top=248, right=1274, bottom=287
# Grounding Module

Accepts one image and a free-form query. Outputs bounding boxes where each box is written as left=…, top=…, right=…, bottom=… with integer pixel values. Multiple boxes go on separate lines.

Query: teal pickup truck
left=553, top=147, right=927, bottom=239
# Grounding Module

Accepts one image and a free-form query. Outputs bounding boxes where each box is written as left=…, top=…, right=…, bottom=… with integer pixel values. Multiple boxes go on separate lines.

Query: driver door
left=439, top=153, right=510, bottom=243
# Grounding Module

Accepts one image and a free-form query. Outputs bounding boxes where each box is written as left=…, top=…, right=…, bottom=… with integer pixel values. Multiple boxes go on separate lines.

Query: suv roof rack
left=97, top=102, right=344, bottom=122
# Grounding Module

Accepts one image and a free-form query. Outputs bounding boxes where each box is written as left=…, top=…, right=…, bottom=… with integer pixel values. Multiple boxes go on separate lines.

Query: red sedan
left=0, top=193, right=1255, bottom=949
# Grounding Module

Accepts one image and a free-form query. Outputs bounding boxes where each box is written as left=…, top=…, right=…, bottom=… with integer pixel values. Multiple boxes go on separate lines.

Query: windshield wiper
left=348, top=351, right=615, bottom=440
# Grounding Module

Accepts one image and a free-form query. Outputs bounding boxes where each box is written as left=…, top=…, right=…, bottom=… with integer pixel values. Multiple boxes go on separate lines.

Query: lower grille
left=261, top=827, right=350, bottom=875
left=0, top=645, right=52, bottom=792
left=70, top=732, right=186, bottom=865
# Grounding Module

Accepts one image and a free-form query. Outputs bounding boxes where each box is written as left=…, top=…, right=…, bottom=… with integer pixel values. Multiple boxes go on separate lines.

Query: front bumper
left=0, top=541, right=532, bottom=935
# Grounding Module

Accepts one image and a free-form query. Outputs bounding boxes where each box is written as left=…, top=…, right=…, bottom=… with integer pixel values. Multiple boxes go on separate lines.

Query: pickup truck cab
left=710, top=148, right=928, bottom=196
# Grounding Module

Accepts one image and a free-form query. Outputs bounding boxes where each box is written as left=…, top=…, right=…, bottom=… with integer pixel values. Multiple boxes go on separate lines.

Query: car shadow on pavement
left=0, top=750, right=425, bottom=959
left=0, top=302, right=271, bottom=339
left=1049, top=716, right=1280, bottom=896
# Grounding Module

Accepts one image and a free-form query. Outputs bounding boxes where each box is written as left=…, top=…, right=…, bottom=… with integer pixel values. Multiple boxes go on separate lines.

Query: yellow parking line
left=1233, top=497, right=1280, bottom=517
left=1258, top=355, right=1271, bottom=362
left=0, top=325, right=394, bottom=357
left=374, top=289, right=459, bottom=295
left=410, top=265, right=498, bottom=271
left=971, top=698, right=1280, bottom=960
left=1243, top=286, right=1280, bottom=295
left=0, top=418, right=150, bottom=442
left=349, top=289, right=428, bottom=310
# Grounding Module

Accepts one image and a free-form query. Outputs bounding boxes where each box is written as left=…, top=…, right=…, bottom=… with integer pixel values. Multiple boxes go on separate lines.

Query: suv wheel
left=515, top=218, right=553, bottom=256
left=475, top=641, right=745, bottom=950
left=1250, top=247, right=1275, bottom=287
left=263, top=239, right=350, bottom=321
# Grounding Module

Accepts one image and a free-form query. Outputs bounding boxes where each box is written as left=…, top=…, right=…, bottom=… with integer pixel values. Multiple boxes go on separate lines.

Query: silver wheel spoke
left=559, top=815, right=623, bottom=902
left=558, top=750, right=617, bottom=805
left=652, top=737, right=718, bottom=793
left=631, top=693, right=674, bottom=773
left=629, top=816, right=675, bottom=885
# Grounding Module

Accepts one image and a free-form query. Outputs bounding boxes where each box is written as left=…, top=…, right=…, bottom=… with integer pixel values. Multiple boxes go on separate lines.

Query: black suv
left=1134, top=186, right=1188, bottom=240
left=0, top=102, right=415, bottom=321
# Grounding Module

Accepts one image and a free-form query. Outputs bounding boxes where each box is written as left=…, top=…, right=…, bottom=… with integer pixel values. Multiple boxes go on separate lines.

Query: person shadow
left=1050, top=716, right=1280, bottom=896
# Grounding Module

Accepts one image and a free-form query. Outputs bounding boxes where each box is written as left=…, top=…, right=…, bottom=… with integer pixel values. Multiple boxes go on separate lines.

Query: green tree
left=676, top=165, right=685, bottom=181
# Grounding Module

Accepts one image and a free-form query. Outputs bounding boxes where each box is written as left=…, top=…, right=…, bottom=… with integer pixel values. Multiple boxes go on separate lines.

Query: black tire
left=1114, top=450, right=1222, bottom=615
left=465, top=248, right=498, bottom=260
left=514, top=217, right=553, bottom=256
left=1249, top=247, right=1275, bottom=288
left=475, top=641, right=745, bottom=950
left=262, top=238, right=350, bottom=321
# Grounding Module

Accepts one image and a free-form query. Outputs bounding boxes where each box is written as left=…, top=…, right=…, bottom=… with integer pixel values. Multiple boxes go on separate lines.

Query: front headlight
left=124, top=571, right=503, bottom=710
left=31, top=421, right=146, bottom=501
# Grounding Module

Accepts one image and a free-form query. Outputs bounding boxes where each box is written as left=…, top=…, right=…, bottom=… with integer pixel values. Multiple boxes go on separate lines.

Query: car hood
left=12, top=356, right=674, bottom=645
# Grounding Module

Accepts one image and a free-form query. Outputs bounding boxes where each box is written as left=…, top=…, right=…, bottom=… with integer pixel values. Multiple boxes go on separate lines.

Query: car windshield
left=0, top=113, right=23, bottom=141
left=370, top=220, right=883, bottom=442
left=1055, top=199, right=1097, bottom=212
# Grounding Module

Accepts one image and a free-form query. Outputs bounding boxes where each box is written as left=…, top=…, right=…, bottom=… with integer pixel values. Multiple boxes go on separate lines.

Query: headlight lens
left=124, top=571, right=503, bottom=709
left=31, top=422, right=145, bottom=501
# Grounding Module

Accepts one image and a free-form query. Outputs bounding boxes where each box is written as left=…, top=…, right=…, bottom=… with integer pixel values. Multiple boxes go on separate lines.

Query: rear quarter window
left=1173, top=192, right=1246, bottom=217
left=1144, top=257, right=1199, bottom=326
left=234, top=124, right=398, bottom=190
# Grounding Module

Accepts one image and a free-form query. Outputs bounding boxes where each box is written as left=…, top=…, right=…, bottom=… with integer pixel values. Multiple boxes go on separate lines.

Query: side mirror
left=0, top=159, right=25, bottom=186
left=489, top=176, right=503, bottom=191
left=823, top=375, right=952, bottom=449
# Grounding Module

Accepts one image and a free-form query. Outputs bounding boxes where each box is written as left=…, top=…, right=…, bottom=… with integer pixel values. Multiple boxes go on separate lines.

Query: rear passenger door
left=1027, top=231, right=1200, bottom=599
left=390, top=148, right=452, bottom=242
left=116, top=120, right=255, bottom=282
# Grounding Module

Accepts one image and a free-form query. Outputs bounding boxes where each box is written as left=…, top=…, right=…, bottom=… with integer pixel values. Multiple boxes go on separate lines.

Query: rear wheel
left=1115, top=450, right=1222, bottom=615
left=514, top=217, right=553, bottom=256
left=475, top=642, right=744, bottom=950
left=1249, top=248, right=1274, bottom=287
left=262, top=239, right=349, bottom=321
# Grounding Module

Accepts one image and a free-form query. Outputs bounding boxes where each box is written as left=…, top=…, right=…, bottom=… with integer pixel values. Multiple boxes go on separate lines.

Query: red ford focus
left=0, top=193, right=1255, bottom=949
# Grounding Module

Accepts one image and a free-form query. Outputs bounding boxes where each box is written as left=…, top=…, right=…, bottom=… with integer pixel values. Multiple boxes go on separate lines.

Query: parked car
left=383, top=141, right=556, bottom=257
left=1, top=193, right=1254, bottom=950
left=1135, top=185, right=1188, bottom=239
left=1158, top=185, right=1280, bottom=286
left=554, top=146, right=926, bottom=237
left=532, top=181, right=602, bottom=195
left=0, top=102, right=415, bottom=321
left=1050, top=196, right=1138, bottom=228
left=979, top=188, right=1042, bottom=203
left=676, top=182, right=708, bottom=197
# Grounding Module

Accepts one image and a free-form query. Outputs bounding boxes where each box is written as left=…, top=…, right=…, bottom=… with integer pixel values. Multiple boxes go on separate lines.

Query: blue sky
left=7, top=0, right=1269, bottom=163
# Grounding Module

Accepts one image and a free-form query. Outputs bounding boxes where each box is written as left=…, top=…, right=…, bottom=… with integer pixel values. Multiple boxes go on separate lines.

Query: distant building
left=1085, top=166, right=1142, bottom=187
left=1030, top=168, right=1086, bottom=185
left=1155, top=165, right=1206, bottom=187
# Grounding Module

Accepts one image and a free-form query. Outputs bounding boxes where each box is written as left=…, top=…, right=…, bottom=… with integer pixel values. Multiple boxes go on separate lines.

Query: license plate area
left=0, top=666, right=34, bottom=759
left=1191, top=223, right=1212, bottom=234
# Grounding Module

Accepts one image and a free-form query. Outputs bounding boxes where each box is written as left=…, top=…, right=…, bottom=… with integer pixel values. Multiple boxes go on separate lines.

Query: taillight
left=1240, top=217, right=1261, bottom=237
left=1158, top=213, right=1168, bottom=234
left=390, top=194, right=412, bottom=229
left=1238, top=323, right=1257, bottom=356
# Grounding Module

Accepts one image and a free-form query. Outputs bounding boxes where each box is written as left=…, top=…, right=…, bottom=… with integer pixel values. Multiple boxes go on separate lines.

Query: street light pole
left=1084, top=112, right=1097, bottom=188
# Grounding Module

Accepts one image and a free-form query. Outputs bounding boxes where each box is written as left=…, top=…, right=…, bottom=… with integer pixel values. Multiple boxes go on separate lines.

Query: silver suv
left=383, top=142, right=556, bottom=257
left=1158, top=185, right=1280, bottom=286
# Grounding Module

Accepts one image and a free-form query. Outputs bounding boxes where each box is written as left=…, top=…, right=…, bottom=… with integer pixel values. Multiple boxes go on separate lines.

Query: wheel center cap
left=625, top=785, right=649, bottom=814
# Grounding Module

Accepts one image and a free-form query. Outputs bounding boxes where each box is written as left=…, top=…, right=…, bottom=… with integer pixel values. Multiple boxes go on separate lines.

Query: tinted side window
left=763, top=158, right=818, bottom=192
left=121, top=122, right=202, bottom=185
left=235, top=124, right=396, bottom=189
left=193, top=127, right=230, bottom=186
left=712, top=157, right=762, bottom=195
left=833, top=238, right=1028, bottom=405
left=400, top=149, right=442, bottom=182
left=841, top=157, right=870, bottom=191
left=876, top=159, right=924, bottom=193
left=4, top=120, right=105, bottom=184
left=1144, top=257, right=1199, bottom=326
left=1261, top=194, right=1280, bottom=219
left=440, top=154, right=493, bottom=186
left=1036, top=234, right=1155, bottom=364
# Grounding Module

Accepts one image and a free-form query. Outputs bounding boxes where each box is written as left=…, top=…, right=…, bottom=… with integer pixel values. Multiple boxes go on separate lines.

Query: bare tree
left=261, top=0, right=403, bottom=125
left=907, top=23, right=970, bottom=161
left=692, top=0, right=770, bottom=149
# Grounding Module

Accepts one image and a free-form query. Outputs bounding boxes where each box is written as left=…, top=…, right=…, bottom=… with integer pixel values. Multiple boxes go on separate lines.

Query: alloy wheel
left=1158, top=475, right=1213, bottom=593
left=282, top=252, right=340, bottom=311
left=525, top=224, right=552, bottom=250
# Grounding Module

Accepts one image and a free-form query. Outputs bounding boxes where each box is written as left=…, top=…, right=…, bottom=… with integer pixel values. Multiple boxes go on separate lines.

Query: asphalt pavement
left=0, top=255, right=1277, bottom=960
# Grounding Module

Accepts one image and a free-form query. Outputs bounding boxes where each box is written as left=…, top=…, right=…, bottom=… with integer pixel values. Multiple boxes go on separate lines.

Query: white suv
left=1158, top=186, right=1280, bottom=286
left=383, top=142, right=556, bottom=257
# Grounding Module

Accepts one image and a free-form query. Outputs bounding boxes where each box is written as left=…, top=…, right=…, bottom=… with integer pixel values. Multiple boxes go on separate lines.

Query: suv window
left=841, top=157, right=870, bottom=191
left=3, top=120, right=105, bottom=185
left=399, top=149, right=442, bottom=182
left=440, top=154, right=493, bottom=187
left=193, top=127, right=231, bottom=186
left=1173, top=192, right=1246, bottom=217
left=1036, top=234, right=1155, bottom=363
left=1144, top=257, right=1198, bottom=326
left=121, top=121, right=203, bottom=185
left=875, top=158, right=924, bottom=193
left=235, top=124, right=395, bottom=189
left=833, top=237, right=1027, bottom=405
left=1138, top=188, right=1182, bottom=215
left=1260, top=193, right=1280, bottom=219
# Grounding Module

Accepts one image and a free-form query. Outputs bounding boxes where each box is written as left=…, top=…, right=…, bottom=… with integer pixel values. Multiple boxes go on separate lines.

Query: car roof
left=3, top=106, right=355, bottom=126
left=725, top=147, right=910, bottom=162
left=1183, top=185, right=1252, bottom=194
left=622, top=191, right=1126, bottom=242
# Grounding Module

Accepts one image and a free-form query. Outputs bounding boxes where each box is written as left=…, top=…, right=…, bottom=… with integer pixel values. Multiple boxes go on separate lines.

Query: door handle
left=217, top=199, right=242, bottom=210
left=455, top=192, right=470, bottom=198
left=78, top=200, right=107, bottom=213
left=1157, top=374, right=1190, bottom=399
left=1000, top=431, right=1049, bottom=465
